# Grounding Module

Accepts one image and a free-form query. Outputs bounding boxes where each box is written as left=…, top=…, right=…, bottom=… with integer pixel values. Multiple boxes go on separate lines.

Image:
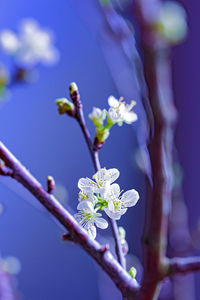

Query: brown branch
left=69, top=83, right=126, bottom=269
left=166, top=157, right=196, bottom=300
left=133, top=2, right=177, bottom=299
left=167, top=257, right=200, bottom=276
left=0, top=141, right=139, bottom=297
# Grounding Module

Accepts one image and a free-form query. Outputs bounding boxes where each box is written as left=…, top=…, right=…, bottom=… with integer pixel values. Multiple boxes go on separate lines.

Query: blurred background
left=0, top=0, right=199, bottom=299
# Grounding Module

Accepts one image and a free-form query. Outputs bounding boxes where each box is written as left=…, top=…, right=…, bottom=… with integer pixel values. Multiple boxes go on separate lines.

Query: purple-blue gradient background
left=0, top=0, right=199, bottom=299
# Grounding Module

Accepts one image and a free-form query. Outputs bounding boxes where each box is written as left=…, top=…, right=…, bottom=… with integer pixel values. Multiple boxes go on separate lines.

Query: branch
left=0, top=141, right=139, bottom=296
left=0, top=268, right=15, bottom=300
left=69, top=83, right=126, bottom=269
left=133, top=1, right=177, bottom=299
left=167, top=257, right=200, bottom=276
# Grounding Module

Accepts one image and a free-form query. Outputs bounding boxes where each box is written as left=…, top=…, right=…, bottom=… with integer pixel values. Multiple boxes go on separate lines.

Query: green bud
left=129, top=266, right=137, bottom=278
left=95, top=127, right=110, bottom=143
left=118, top=226, right=126, bottom=240
left=56, top=98, right=74, bottom=114
left=69, top=82, right=78, bottom=94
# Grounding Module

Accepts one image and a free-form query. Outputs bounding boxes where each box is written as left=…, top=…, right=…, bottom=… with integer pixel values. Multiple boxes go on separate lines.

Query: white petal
left=123, top=112, right=138, bottom=124
left=94, top=168, right=108, bottom=182
left=107, top=168, right=120, bottom=184
left=89, top=107, right=102, bottom=119
left=108, top=200, right=115, bottom=212
left=102, top=109, right=107, bottom=120
left=121, top=189, right=139, bottom=207
left=108, top=107, right=121, bottom=122
left=108, top=96, right=119, bottom=108
left=78, top=177, right=96, bottom=192
left=95, top=217, right=108, bottom=229
left=110, top=183, right=120, bottom=197
left=0, top=30, right=20, bottom=53
left=77, top=201, right=94, bottom=212
left=87, top=225, right=96, bottom=239
left=74, top=212, right=83, bottom=224
left=119, top=208, right=128, bottom=216
left=104, top=208, right=122, bottom=220
left=19, top=19, right=39, bottom=35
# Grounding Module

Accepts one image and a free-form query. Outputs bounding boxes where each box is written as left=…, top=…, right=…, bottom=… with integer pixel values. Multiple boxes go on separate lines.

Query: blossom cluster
left=89, top=96, right=137, bottom=144
left=74, top=168, right=139, bottom=239
left=0, top=18, right=59, bottom=67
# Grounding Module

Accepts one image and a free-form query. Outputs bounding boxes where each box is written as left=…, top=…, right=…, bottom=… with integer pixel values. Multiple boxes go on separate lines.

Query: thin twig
left=0, top=141, right=139, bottom=296
left=70, top=84, right=126, bottom=269
left=109, top=217, right=126, bottom=269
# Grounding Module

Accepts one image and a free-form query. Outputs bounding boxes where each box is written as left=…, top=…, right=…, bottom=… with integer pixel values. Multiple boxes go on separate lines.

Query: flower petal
left=104, top=208, right=124, bottom=220
left=108, top=107, right=121, bottom=122
left=123, top=111, right=138, bottom=124
left=77, top=201, right=94, bottom=212
left=121, top=189, right=139, bottom=207
left=0, top=30, right=20, bottom=53
left=87, top=225, right=96, bottom=239
left=108, top=96, right=119, bottom=108
left=110, top=183, right=120, bottom=197
left=94, top=168, right=108, bottom=182
left=108, top=200, right=115, bottom=212
left=95, top=217, right=108, bottom=229
left=107, top=168, right=120, bottom=184
left=74, top=212, right=84, bottom=224
left=78, top=177, right=96, bottom=192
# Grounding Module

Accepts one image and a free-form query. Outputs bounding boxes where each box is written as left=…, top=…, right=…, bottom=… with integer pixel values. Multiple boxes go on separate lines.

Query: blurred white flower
left=108, top=96, right=137, bottom=126
left=1, top=256, right=21, bottom=275
left=156, top=1, right=187, bottom=44
left=0, top=18, right=59, bottom=67
left=74, top=201, right=108, bottom=239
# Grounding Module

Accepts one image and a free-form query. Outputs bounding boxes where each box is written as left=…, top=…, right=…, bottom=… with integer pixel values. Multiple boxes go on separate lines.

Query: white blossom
left=156, top=1, right=187, bottom=44
left=108, top=96, right=137, bottom=126
left=0, top=18, right=59, bottom=67
left=103, top=183, right=139, bottom=220
left=76, top=168, right=139, bottom=237
left=74, top=201, right=108, bottom=239
left=78, top=168, right=119, bottom=195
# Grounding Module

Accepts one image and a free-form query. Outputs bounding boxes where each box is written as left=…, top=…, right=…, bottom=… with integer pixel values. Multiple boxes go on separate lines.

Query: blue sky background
left=0, top=0, right=199, bottom=299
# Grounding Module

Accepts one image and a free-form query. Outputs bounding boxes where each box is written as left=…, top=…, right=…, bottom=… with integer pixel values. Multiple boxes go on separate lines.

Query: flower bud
left=129, top=266, right=137, bottom=278
left=89, top=107, right=107, bottom=127
left=0, top=64, right=9, bottom=87
left=95, top=127, right=110, bottom=143
left=118, top=226, right=126, bottom=240
left=118, top=226, right=128, bottom=255
left=47, top=176, right=55, bottom=194
left=56, top=98, right=75, bottom=115
left=69, top=82, right=78, bottom=94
